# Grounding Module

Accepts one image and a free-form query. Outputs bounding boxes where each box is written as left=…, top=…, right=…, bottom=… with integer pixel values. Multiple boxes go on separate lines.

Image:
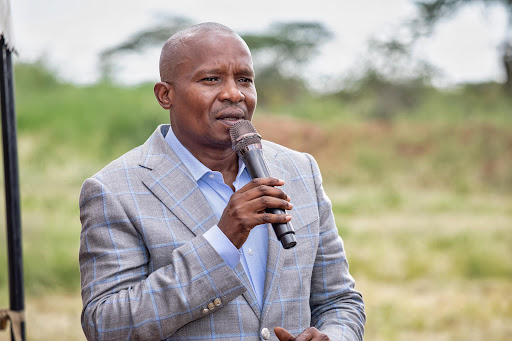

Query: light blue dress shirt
left=165, top=127, right=268, bottom=309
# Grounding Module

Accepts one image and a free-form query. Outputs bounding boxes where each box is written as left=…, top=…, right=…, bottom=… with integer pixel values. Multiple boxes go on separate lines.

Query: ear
left=154, top=81, right=173, bottom=109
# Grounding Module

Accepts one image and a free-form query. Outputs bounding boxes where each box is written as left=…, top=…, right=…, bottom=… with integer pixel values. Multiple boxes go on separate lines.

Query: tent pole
left=1, top=34, right=26, bottom=341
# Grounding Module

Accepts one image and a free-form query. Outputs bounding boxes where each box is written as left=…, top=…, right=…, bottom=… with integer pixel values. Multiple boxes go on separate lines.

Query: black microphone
left=229, top=120, right=297, bottom=249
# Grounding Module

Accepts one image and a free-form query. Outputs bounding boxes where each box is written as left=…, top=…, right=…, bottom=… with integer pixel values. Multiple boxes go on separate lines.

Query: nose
left=219, top=79, right=245, bottom=103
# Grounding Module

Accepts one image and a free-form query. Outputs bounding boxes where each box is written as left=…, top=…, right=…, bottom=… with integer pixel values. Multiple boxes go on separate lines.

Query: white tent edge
left=0, top=0, right=16, bottom=52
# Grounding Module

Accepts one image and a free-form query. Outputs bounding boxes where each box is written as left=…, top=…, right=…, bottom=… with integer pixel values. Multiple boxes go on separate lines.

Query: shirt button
left=214, top=298, right=222, bottom=306
left=261, top=327, right=270, bottom=340
left=202, top=308, right=209, bottom=315
left=248, top=248, right=254, bottom=255
left=209, top=174, right=215, bottom=179
left=207, top=302, right=215, bottom=310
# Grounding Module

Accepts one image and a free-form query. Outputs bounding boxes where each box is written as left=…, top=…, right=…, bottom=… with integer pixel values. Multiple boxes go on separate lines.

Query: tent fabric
left=0, top=0, right=16, bottom=51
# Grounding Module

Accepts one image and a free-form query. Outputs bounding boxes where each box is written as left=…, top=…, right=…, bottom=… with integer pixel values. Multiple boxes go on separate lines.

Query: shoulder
left=79, top=145, right=145, bottom=204
left=83, top=125, right=172, bottom=189
left=87, top=144, right=145, bottom=186
left=262, top=140, right=310, bottom=162
left=262, top=140, right=319, bottom=178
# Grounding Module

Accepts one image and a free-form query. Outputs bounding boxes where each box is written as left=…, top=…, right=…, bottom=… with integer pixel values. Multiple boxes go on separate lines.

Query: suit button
left=214, top=298, right=222, bottom=306
left=202, top=308, right=209, bottom=315
left=261, top=327, right=270, bottom=340
left=207, top=302, right=215, bottom=310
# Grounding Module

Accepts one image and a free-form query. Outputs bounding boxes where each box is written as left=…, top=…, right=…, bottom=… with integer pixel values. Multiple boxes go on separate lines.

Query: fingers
left=296, top=327, right=330, bottom=341
left=239, top=178, right=289, bottom=200
left=258, top=211, right=292, bottom=225
left=274, top=327, right=331, bottom=341
left=254, top=196, right=293, bottom=215
left=241, top=177, right=285, bottom=190
left=217, top=177, right=293, bottom=248
left=238, top=178, right=291, bottom=209
left=274, top=327, right=295, bottom=341
left=231, top=177, right=293, bottom=220
left=222, top=192, right=292, bottom=227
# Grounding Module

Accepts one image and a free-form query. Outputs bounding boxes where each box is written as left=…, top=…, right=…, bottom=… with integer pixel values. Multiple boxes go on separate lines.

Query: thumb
left=274, top=327, right=295, bottom=341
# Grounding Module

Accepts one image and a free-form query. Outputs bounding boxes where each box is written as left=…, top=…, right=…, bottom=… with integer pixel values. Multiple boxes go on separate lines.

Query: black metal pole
left=0, top=35, right=26, bottom=341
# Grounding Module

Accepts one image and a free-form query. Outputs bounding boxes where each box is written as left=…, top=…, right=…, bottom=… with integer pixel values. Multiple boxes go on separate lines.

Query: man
left=79, top=22, right=365, bottom=341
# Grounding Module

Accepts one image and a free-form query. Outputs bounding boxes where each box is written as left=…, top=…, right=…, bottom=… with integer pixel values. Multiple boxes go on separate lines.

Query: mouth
left=217, top=117, right=242, bottom=126
left=216, top=112, right=246, bottom=126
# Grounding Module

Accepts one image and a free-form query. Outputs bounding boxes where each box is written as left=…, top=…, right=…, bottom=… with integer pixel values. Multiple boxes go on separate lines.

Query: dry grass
left=329, top=185, right=512, bottom=341
left=359, top=278, right=512, bottom=341
left=0, top=293, right=83, bottom=341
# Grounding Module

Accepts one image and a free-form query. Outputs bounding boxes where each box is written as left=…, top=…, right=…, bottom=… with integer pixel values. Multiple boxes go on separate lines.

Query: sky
left=9, top=0, right=509, bottom=89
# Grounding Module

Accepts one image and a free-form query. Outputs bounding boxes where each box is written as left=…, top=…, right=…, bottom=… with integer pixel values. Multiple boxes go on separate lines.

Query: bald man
left=79, top=22, right=365, bottom=341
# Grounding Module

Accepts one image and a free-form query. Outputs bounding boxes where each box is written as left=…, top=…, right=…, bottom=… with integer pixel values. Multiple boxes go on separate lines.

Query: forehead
left=179, top=32, right=254, bottom=73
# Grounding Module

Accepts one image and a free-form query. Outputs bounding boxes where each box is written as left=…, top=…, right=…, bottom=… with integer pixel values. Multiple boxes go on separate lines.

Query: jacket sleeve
left=79, top=177, right=247, bottom=341
left=305, top=154, right=366, bottom=341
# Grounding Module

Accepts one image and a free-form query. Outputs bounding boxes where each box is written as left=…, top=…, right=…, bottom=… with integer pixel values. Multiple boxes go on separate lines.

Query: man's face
left=167, top=31, right=257, bottom=153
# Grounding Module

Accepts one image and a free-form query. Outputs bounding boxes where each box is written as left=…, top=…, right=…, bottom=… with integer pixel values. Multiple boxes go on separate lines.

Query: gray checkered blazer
left=79, top=125, right=365, bottom=341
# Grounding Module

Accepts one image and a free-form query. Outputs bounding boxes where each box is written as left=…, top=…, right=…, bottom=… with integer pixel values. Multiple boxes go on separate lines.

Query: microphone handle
left=240, top=148, right=297, bottom=249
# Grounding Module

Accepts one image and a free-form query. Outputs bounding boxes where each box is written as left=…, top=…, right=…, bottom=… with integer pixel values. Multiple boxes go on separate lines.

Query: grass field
left=1, top=184, right=510, bottom=341
left=0, top=63, right=511, bottom=340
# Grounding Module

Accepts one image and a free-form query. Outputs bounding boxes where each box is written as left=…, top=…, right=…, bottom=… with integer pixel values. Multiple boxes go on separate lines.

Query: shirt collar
left=164, top=126, right=247, bottom=182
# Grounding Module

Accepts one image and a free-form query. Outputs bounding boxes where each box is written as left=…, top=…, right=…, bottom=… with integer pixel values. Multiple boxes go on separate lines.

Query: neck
left=191, top=148, right=239, bottom=191
left=168, top=125, right=241, bottom=190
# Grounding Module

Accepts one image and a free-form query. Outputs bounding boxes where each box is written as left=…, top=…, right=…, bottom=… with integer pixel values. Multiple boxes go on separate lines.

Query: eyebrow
left=195, top=67, right=255, bottom=77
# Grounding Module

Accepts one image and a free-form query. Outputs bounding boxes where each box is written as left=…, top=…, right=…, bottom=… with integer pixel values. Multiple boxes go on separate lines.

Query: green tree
left=99, top=16, right=193, bottom=81
left=413, top=0, right=512, bottom=92
left=98, top=18, right=332, bottom=105
left=242, top=22, right=332, bottom=106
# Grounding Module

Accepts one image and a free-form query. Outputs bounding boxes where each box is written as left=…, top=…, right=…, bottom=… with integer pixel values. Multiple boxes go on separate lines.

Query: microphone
left=229, top=120, right=297, bottom=249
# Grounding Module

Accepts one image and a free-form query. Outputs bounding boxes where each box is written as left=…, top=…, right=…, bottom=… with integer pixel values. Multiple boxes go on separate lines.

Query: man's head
left=158, top=22, right=238, bottom=82
left=154, top=22, right=257, bottom=154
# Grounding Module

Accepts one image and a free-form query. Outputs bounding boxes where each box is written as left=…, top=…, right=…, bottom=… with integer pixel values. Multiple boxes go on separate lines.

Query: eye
left=239, top=77, right=253, bottom=83
left=202, top=77, right=219, bottom=82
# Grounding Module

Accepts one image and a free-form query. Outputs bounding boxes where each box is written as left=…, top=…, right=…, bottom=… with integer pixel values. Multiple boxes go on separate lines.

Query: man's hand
left=274, top=327, right=330, bottom=341
left=217, top=177, right=292, bottom=248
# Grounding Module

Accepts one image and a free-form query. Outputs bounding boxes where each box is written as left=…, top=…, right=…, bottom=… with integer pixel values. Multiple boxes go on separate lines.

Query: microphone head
left=230, top=120, right=261, bottom=153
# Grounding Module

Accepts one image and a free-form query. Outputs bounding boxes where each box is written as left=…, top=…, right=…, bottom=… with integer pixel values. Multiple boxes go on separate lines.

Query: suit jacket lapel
left=261, top=224, right=286, bottom=319
left=139, top=125, right=218, bottom=236
left=261, top=148, right=289, bottom=319
left=234, top=262, right=262, bottom=319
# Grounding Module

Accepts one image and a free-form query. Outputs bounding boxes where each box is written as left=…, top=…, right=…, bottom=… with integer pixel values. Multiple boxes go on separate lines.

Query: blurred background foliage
left=1, top=9, right=512, bottom=341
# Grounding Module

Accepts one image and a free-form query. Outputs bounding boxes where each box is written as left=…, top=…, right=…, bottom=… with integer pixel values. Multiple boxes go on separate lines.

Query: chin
left=207, top=134, right=233, bottom=148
